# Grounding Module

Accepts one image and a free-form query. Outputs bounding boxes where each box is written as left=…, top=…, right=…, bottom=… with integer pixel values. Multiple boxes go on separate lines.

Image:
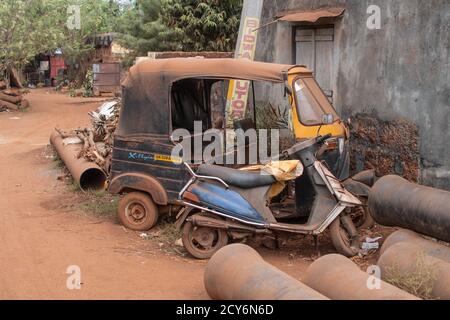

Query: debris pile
left=349, top=113, right=419, bottom=182
left=55, top=101, right=120, bottom=174
left=0, top=82, right=30, bottom=112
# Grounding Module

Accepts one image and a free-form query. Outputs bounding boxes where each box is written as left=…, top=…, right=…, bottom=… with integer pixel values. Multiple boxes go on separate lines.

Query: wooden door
left=295, top=27, right=334, bottom=102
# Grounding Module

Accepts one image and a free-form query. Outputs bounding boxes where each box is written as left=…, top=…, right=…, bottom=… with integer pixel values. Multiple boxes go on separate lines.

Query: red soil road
left=0, top=89, right=311, bottom=299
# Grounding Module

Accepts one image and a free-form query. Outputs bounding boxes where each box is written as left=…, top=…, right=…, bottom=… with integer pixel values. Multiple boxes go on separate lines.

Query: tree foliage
left=0, top=0, right=121, bottom=79
left=160, top=0, right=242, bottom=52
left=115, top=0, right=176, bottom=58
left=116, top=0, right=243, bottom=58
left=0, top=0, right=244, bottom=81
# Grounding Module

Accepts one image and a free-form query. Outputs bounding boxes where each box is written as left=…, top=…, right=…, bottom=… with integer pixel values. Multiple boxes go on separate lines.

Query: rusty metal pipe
left=50, top=131, right=107, bottom=191
left=368, top=175, right=450, bottom=242
left=378, top=242, right=450, bottom=300
left=302, top=254, right=419, bottom=300
left=204, top=244, right=328, bottom=300
left=380, top=229, right=450, bottom=263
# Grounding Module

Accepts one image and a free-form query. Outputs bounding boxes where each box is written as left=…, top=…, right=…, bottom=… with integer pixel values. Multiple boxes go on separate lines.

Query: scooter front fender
left=175, top=206, right=195, bottom=230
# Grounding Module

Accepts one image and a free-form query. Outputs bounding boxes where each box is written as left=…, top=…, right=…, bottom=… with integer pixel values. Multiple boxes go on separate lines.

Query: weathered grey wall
left=255, top=0, right=450, bottom=189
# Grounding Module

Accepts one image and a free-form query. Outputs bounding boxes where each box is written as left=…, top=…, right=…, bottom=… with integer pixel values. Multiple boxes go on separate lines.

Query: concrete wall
left=255, top=0, right=450, bottom=189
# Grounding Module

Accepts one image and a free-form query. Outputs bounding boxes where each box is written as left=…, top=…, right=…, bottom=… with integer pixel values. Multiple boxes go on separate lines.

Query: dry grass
left=141, top=218, right=185, bottom=256
left=77, top=189, right=119, bottom=216
left=384, top=251, right=438, bottom=300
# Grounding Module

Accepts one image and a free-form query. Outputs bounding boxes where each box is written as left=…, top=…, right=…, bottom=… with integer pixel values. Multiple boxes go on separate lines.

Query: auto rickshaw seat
left=197, top=164, right=276, bottom=189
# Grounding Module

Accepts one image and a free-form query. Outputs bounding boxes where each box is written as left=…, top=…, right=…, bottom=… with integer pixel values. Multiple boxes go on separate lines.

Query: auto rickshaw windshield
left=293, top=77, right=339, bottom=126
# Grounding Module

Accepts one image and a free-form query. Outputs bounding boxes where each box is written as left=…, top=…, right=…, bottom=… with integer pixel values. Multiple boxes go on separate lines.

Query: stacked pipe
left=377, top=230, right=450, bottom=300
left=368, top=175, right=450, bottom=242
left=302, top=254, right=418, bottom=300
left=204, top=244, right=328, bottom=300
left=204, top=244, right=417, bottom=300
left=368, top=176, right=450, bottom=299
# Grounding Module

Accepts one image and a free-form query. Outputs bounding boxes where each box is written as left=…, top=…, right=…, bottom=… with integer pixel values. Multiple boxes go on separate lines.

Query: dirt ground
left=0, top=89, right=390, bottom=300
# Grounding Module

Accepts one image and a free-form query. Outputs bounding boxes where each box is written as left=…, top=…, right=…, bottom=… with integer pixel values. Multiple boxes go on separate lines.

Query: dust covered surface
left=349, top=113, right=419, bottom=182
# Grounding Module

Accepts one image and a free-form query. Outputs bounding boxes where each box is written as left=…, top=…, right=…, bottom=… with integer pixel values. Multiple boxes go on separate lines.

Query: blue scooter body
left=189, top=181, right=266, bottom=224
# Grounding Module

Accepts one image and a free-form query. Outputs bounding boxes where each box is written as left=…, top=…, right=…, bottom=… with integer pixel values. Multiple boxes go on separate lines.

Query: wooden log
left=0, top=92, right=22, bottom=104
left=0, top=99, right=19, bottom=111
left=2, top=88, right=22, bottom=96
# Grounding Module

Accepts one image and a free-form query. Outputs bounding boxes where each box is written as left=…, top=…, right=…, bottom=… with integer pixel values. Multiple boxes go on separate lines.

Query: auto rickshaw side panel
left=108, top=134, right=189, bottom=203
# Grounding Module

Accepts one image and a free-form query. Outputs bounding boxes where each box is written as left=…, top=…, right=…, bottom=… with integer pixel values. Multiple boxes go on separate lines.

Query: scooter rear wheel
left=182, top=218, right=229, bottom=259
left=329, top=214, right=360, bottom=257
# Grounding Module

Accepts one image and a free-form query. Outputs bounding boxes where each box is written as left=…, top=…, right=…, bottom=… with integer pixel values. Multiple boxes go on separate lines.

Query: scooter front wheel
left=329, top=214, right=360, bottom=257
left=182, top=220, right=229, bottom=259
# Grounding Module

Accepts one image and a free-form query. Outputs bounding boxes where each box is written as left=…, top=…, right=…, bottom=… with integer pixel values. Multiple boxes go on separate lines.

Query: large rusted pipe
left=378, top=242, right=450, bottom=300
left=302, top=254, right=419, bottom=300
left=380, top=229, right=450, bottom=262
left=50, top=131, right=107, bottom=191
left=204, top=244, right=328, bottom=300
left=368, top=175, right=450, bottom=242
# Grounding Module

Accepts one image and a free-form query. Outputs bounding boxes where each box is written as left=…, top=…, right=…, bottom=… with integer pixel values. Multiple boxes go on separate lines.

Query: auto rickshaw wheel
left=118, top=192, right=159, bottom=231
left=329, top=213, right=360, bottom=257
left=182, top=215, right=229, bottom=259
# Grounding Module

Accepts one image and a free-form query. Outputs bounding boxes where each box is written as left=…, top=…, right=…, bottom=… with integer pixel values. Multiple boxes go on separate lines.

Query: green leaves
left=0, top=0, right=121, bottom=74
left=116, top=0, right=243, bottom=56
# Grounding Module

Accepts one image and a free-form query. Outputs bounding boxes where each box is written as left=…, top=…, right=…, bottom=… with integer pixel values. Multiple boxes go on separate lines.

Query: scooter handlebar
left=316, top=133, right=332, bottom=145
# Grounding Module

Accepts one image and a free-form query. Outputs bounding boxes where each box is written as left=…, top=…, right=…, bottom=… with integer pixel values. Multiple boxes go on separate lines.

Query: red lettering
left=242, top=43, right=254, bottom=51
left=232, top=100, right=245, bottom=110
left=236, top=81, right=249, bottom=91
left=235, top=90, right=247, bottom=100
left=241, top=52, right=251, bottom=59
left=246, top=19, right=258, bottom=28
left=243, top=35, right=255, bottom=43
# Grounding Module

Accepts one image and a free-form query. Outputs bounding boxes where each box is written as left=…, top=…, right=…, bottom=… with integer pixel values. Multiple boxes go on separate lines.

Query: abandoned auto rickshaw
left=108, top=58, right=374, bottom=254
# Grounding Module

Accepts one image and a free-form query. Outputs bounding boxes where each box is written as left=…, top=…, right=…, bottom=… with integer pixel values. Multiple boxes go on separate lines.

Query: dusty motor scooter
left=176, top=132, right=362, bottom=259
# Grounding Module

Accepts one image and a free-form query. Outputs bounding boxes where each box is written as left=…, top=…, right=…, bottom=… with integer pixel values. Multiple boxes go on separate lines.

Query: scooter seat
left=197, top=164, right=276, bottom=189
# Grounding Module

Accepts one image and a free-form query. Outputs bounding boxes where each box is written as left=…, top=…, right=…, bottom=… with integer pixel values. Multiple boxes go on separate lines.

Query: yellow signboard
left=226, top=17, right=260, bottom=126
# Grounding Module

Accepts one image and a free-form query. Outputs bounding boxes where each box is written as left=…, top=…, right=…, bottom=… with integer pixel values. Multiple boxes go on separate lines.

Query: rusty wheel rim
left=190, top=227, right=220, bottom=252
left=349, top=206, right=366, bottom=228
left=125, top=201, right=147, bottom=225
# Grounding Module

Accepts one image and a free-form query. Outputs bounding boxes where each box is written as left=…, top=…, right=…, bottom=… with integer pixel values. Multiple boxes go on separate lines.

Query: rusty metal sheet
left=93, top=63, right=121, bottom=93
left=277, top=7, right=345, bottom=23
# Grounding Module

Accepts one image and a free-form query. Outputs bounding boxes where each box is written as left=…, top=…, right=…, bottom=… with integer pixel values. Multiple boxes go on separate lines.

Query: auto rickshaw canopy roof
left=118, top=58, right=312, bottom=136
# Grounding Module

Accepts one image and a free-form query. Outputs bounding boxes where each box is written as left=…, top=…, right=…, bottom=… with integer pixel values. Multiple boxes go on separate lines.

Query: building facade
left=254, top=0, right=450, bottom=189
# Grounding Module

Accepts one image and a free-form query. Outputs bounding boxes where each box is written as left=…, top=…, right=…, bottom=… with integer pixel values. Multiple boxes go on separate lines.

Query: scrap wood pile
left=55, top=100, right=121, bottom=174
left=0, top=81, right=30, bottom=112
